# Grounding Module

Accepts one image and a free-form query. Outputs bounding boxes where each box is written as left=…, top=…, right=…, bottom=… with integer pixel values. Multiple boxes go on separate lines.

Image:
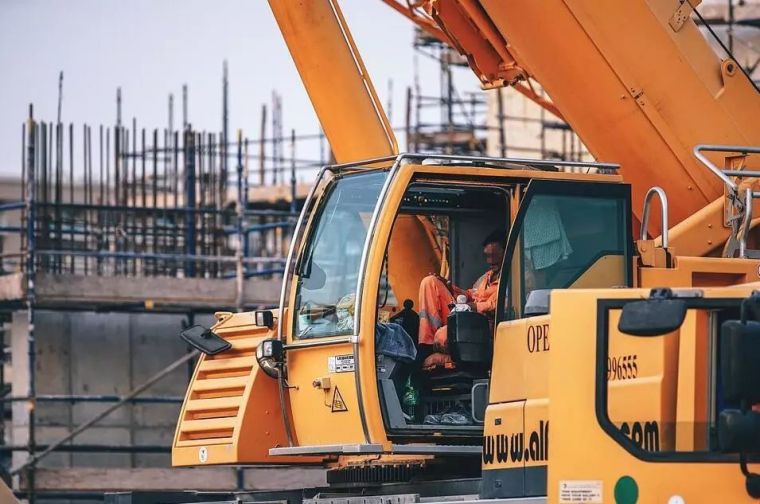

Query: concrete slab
left=0, top=273, right=282, bottom=310
left=20, top=467, right=327, bottom=492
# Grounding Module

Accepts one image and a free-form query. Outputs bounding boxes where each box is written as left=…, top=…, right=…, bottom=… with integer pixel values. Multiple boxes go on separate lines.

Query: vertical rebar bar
left=197, top=132, right=205, bottom=278
left=131, top=118, right=137, bottom=276
left=182, top=84, right=188, bottom=130
left=222, top=61, right=229, bottom=200
left=24, top=105, right=37, bottom=504
left=172, top=131, right=179, bottom=276
left=184, top=128, right=196, bottom=277
left=114, top=125, right=121, bottom=275
left=272, top=92, right=282, bottom=186
left=141, top=128, right=147, bottom=276
left=116, top=87, right=122, bottom=128
left=259, top=105, right=267, bottom=186
left=152, top=129, right=159, bottom=276
left=497, top=88, right=506, bottom=158
left=98, top=125, right=104, bottom=274
left=405, top=86, right=412, bottom=151
left=243, top=137, right=250, bottom=271
left=54, top=123, right=62, bottom=273
left=83, top=125, right=89, bottom=275
left=105, top=128, right=111, bottom=273
left=56, top=71, right=63, bottom=125
left=168, top=93, right=174, bottom=151
left=69, top=124, right=74, bottom=274
left=290, top=129, right=297, bottom=216
left=235, top=130, right=244, bottom=310
left=39, top=123, right=48, bottom=273
left=209, top=133, right=216, bottom=278
left=20, top=123, right=26, bottom=275
left=163, top=129, right=169, bottom=276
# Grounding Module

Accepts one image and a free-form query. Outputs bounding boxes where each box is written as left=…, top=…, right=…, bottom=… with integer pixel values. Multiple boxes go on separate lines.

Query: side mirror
left=256, top=338, right=285, bottom=379
left=180, top=325, right=231, bottom=355
left=618, top=289, right=687, bottom=336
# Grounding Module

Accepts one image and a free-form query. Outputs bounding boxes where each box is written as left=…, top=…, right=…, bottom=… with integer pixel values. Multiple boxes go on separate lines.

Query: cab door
left=484, top=179, right=633, bottom=498
left=499, top=179, right=633, bottom=320
left=283, top=170, right=389, bottom=448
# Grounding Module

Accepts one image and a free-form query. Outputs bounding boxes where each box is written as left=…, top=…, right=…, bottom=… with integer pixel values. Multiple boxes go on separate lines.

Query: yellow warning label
left=331, top=386, right=348, bottom=412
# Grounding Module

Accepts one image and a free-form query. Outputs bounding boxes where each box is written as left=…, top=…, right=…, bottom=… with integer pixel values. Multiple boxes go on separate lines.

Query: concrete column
left=10, top=310, right=30, bottom=478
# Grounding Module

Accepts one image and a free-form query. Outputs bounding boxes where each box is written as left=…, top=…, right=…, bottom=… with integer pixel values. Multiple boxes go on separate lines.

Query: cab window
left=503, top=183, right=631, bottom=319
left=293, top=170, right=387, bottom=339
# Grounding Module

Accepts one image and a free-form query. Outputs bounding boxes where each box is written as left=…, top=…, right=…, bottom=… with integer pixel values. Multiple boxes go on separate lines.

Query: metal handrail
left=693, top=144, right=760, bottom=258
left=323, top=151, right=620, bottom=174
left=693, top=144, right=760, bottom=189
left=741, top=189, right=754, bottom=258
left=640, top=187, right=669, bottom=248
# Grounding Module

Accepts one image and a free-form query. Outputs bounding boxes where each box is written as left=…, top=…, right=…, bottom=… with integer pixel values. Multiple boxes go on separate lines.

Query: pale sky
left=0, top=0, right=481, bottom=180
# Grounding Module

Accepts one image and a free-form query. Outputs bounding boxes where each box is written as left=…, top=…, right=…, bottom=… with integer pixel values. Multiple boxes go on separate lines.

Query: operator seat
left=423, top=310, right=493, bottom=393
left=447, top=311, right=493, bottom=371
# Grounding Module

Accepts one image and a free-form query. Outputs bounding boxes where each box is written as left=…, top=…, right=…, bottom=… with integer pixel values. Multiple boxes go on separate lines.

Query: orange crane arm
left=381, top=0, right=565, bottom=119
left=413, top=0, right=760, bottom=251
left=268, top=0, right=397, bottom=163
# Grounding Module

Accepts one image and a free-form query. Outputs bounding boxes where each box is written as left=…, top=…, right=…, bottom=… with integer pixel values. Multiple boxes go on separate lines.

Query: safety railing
left=640, top=186, right=669, bottom=248
left=694, top=144, right=760, bottom=258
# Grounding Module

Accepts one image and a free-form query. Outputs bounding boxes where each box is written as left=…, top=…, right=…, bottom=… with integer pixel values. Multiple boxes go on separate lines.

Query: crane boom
left=397, top=0, right=760, bottom=249
left=268, top=0, right=397, bottom=163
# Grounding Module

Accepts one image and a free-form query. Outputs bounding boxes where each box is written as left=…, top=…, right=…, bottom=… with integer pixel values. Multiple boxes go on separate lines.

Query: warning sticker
left=328, top=354, right=355, bottom=373
left=559, top=480, right=603, bottom=503
left=331, top=387, right=348, bottom=412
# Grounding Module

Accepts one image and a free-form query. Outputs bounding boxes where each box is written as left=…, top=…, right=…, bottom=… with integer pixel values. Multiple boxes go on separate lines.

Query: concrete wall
left=11, top=310, right=216, bottom=470
left=6, top=308, right=329, bottom=504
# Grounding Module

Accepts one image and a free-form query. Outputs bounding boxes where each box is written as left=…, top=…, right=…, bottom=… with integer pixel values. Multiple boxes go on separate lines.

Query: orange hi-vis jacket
left=418, top=269, right=500, bottom=347
left=453, top=269, right=500, bottom=314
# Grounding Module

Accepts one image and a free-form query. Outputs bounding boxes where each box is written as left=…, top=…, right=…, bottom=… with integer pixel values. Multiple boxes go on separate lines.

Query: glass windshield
left=294, top=170, right=388, bottom=339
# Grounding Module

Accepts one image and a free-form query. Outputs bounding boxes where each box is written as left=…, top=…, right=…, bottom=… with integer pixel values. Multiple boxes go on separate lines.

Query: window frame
left=495, top=179, right=634, bottom=323
left=594, top=297, right=751, bottom=464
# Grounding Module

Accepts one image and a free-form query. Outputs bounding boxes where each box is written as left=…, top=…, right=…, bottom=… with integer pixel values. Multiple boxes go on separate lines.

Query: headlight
left=255, top=338, right=284, bottom=379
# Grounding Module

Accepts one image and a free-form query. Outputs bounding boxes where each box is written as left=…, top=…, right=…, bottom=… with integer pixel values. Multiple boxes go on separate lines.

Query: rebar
left=4, top=107, right=318, bottom=284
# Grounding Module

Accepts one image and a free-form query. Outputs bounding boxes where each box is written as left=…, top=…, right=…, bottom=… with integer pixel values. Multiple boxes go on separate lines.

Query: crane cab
left=172, top=153, right=633, bottom=474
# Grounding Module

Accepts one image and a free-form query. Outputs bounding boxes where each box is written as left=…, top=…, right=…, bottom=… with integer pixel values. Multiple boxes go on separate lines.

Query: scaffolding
left=403, top=27, right=590, bottom=162
left=406, top=28, right=488, bottom=155
left=0, top=101, right=326, bottom=501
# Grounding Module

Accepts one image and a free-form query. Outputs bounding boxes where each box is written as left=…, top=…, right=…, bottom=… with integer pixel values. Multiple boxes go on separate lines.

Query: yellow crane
left=169, top=1, right=760, bottom=502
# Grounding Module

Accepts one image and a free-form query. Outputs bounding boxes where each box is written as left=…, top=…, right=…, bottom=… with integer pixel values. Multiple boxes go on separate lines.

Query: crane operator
left=418, top=229, right=506, bottom=369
